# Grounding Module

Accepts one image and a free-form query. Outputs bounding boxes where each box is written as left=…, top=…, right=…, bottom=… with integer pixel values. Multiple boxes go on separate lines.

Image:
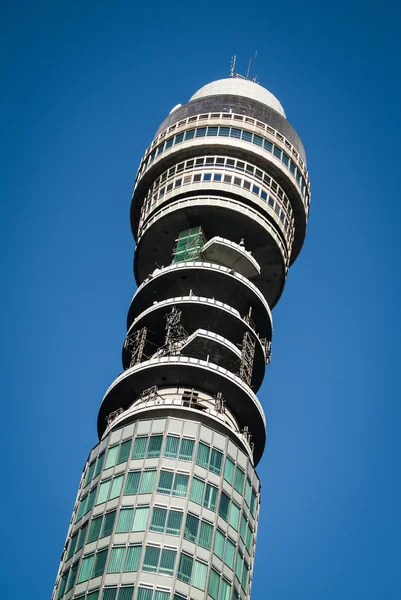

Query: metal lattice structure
left=123, top=326, right=148, bottom=366
left=240, top=331, right=256, bottom=386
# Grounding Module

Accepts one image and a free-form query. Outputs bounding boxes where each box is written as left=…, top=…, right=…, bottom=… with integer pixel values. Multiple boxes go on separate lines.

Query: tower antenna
left=230, top=55, right=237, bottom=78
left=246, top=50, right=258, bottom=80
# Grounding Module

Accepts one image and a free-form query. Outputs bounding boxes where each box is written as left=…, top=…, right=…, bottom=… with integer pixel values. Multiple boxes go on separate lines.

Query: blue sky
left=1, top=0, right=401, bottom=598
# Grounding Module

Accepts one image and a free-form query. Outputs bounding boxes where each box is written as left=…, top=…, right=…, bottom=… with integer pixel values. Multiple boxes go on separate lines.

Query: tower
left=52, top=75, right=310, bottom=600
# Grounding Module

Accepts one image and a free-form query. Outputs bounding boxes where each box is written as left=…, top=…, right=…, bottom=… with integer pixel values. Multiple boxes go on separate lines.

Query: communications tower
left=52, top=74, right=311, bottom=600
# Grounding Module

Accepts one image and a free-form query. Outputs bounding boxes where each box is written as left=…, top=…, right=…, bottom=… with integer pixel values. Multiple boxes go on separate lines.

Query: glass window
left=193, top=173, right=202, bottom=182
left=204, top=483, right=217, bottom=511
left=117, top=440, right=131, bottom=464
left=235, top=552, right=243, bottom=582
left=219, top=127, right=230, bottom=137
left=139, top=469, right=156, bottom=494
left=190, top=477, right=205, bottom=504
left=290, top=160, right=296, bottom=174
left=240, top=514, right=247, bottom=541
left=85, top=461, right=95, bottom=485
left=165, top=138, right=173, bottom=149
left=250, top=489, right=257, bottom=517
left=66, top=532, right=78, bottom=559
left=173, top=473, right=189, bottom=497
left=273, top=145, right=282, bottom=159
left=88, top=515, right=102, bottom=542
left=224, top=538, right=236, bottom=569
left=87, top=589, right=100, bottom=600
left=147, top=435, right=163, bottom=458
left=224, top=457, right=235, bottom=484
left=282, top=151, right=290, bottom=166
left=102, top=589, right=117, bottom=600
left=123, top=545, right=141, bottom=572
left=213, top=173, right=222, bottom=182
left=105, top=445, right=119, bottom=470
left=56, top=572, right=68, bottom=599
left=76, top=522, right=88, bottom=550
left=124, top=471, right=140, bottom=495
left=245, top=479, right=252, bottom=505
left=207, top=126, right=218, bottom=136
left=157, top=470, right=174, bottom=494
left=229, top=502, right=240, bottom=531
left=166, top=509, right=182, bottom=535
left=96, top=480, right=111, bottom=505
left=107, top=546, right=125, bottom=573
left=109, top=474, right=124, bottom=499
left=246, top=524, right=253, bottom=554
left=219, top=492, right=230, bottom=521
left=150, top=507, right=167, bottom=532
left=203, top=173, right=212, bottom=181
left=208, top=568, right=220, bottom=600
left=241, top=560, right=249, bottom=591
left=234, top=467, right=245, bottom=494
left=196, top=442, right=210, bottom=468
left=132, top=507, right=149, bottom=531
left=199, top=520, right=213, bottom=549
left=132, top=436, right=147, bottom=459
left=241, top=130, right=252, bottom=142
left=214, top=529, right=225, bottom=559
left=184, top=129, right=195, bottom=140
left=117, top=588, right=134, bottom=600
left=175, top=132, right=184, bottom=143
left=159, top=548, right=177, bottom=575
left=76, top=495, right=87, bottom=520
left=253, top=134, right=263, bottom=146
left=179, top=438, right=194, bottom=461
left=77, top=554, right=94, bottom=583
left=192, top=560, right=208, bottom=590
left=184, top=513, right=199, bottom=543
left=137, top=589, right=152, bottom=600
left=263, top=139, right=273, bottom=152
left=177, top=553, right=193, bottom=583
left=116, top=508, right=133, bottom=533
left=230, top=128, right=241, bottom=138
left=94, top=452, right=104, bottom=478
left=219, top=578, right=231, bottom=600
left=210, top=449, right=223, bottom=474
left=223, top=174, right=232, bottom=183
left=164, top=435, right=179, bottom=458
left=101, top=510, right=116, bottom=537
left=92, top=548, right=108, bottom=578
left=85, top=487, right=97, bottom=514
left=243, top=180, right=251, bottom=190
left=261, top=190, right=267, bottom=201
left=143, top=545, right=160, bottom=572
left=252, top=185, right=260, bottom=195
left=195, top=127, right=206, bottom=137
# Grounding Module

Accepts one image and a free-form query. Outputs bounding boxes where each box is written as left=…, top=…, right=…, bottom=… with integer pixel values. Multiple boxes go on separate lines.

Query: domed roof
left=190, top=78, right=286, bottom=118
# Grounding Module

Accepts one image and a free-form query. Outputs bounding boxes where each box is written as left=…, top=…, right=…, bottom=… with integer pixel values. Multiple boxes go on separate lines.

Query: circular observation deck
left=98, top=356, right=266, bottom=464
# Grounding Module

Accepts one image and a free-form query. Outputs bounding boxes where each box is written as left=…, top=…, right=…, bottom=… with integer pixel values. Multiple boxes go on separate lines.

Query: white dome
left=190, top=78, right=286, bottom=118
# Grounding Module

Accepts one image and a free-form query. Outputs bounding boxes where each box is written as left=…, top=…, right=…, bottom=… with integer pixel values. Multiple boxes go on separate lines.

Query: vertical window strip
left=213, top=529, right=225, bottom=559
left=172, top=473, right=189, bottom=497
left=85, top=487, right=97, bottom=514
left=132, top=436, right=148, bottom=459
left=96, top=479, right=111, bottom=505
left=179, top=438, right=195, bottom=461
left=190, top=477, right=205, bottom=504
left=147, top=435, right=163, bottom=458
left=94, top=453, right=104, bottom=478
left=224, top=538, right=236, bottom=569
left=157, top=470, right=174, bottom=494
left=76, top=495, right=87, bottom=520
left=102, top=588, right=117, bottom=600
left=66, top=561, right=78, bottom=592
left=66, top=532, right=78, bottom=559
left=77, top=554, right=94, bottom=583
left=139, top=469, right=156, bottom=494
left=159, top=548, right=177, bottom=575
left=136, top=589, right=153, bottom=600
left=196, top=442, right=210, bottom=468
left=124, top=471, right=140, bottom=495
left=154, top=592, right=169, bottom=600
left=219, top=492, right=230, bottom=521
left=76, top=522, right=88, bottom=550
left=229, top=502, right=240, bottom=531
left=101, top=510, right=116, bottom=538
left=143, top=545, right=161, bottom=572
left=88, top=515, right=102, bottom=542
left=219, top=578, right=231, bottom=600
left=107, top=546, right=126, bottom=573
left=132, top=506, right=149, bottom=531
left=203, top=483, right=217, bottom=511
left=223, top=457, right=235, bottom=485
left=192, top=559, right=208, bottom=590
left=199, top=520, right=213, bottom=549
left=208, top=568, right=221, bottom=600
left=117, top=440, right=132, bottom=464
left=109, top=474, right=124, bottom=499
left=116, top=508, right=134, bottom=533
left=184, top=513, right=199, bottom=543
left=166, top=509, right=183, bottom=535
left=87, top=588, right=100, bottom=600
left=150, top=507, right=167, bottom=532
left=177, top=553, right=193, bottom=583
left=210, top=449, right=223, bottom=474
left=92, top=548, right=108, bottom=578
left=164, top=435, right=180, bottom=458
left=105, top=445, right=119, bottom=470
left=123, top=545, right=141, bottom=572
left=234, top=467, right=245, bottom=494
left=85, top=461, right=95, bottom=485
left=117, top=587, right=134, bottom=600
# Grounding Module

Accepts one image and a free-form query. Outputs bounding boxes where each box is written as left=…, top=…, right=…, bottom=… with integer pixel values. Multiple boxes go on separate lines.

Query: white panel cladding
left=151, top=418, right=167, bottom=433
left=182, top=420, right=198, bottom=436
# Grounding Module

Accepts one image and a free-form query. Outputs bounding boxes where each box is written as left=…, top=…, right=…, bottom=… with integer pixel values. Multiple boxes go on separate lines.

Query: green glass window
left=179, top=438, right=195, bottom=461
left=264, top=139, right=273, bottom=152
left=229, top=502, right=240, bottom=531
left=76, top=495, right=87, bottom=520
left=195, top=127, right=207, bottom=137
left=85, top=486, right=97, bottom=514
left=246, top=525, right=253, bottom=554
left=105, top=445, right=119, bottom=470
left=77, top=522, right=88, bottom=550
left=77, top=554, right=94, bottom=583
left=136, top=589, right=152, bottom=600
left=164, top=435, right=179, bottom=458
left=85, top=461, right=95, bottom=485
left=199, top=520, right=213, bottom=549
left=102, top=589, right=117, bottom=600
left=196, top=442, right=210, bottom=468
left=94, top=452, right=104, bottom=478
left=150, top=507, right=167, bottom=532
left=241, top=130, right=252, bottom=142
left=233, top=467, right=245, bottom=494
left=132, top=436, right=147, bottom=459
left=213, top=529, right=225, bottom=559
left=88, top=515, right=102, bottom=542
left=107, top=546, right=125, bottom=573
left=219, top=578, right=231, bottom=600
left=96, top=479, right=111, bottom=505
left=124, top=471, right=140, bottom=495
left=230, top=128, right=241, bottom=139
left=208, top=568, right=220, bottom=600
left=92, top=548, right=108, bottom=578
left=109, top=474, right=124, bottom=500
left=147, top=435, right=163, bottom=458
left=56, top=572, right=68, bottom=599
left=223, top=457, right=235, bottom=485
left=117, top=587, right=134, bottom=600
left=123, top=545, right=141, bottom=572
left=210, top=449, right=223, bottom=474
left=132, top=507, right=149, bottom=531
left=154, top=592, right=169, bottom=600
left=235, top=552, right=243, bottom=582
left=192, top=559, right=208, bottom=590
left=224, top=538, right=236, bottom=569
left=143, top=545, right=160, bottom=572
left=190, top=476, right=205, bottom=504
left=66, top=562, right=78, bottom=592
left=245, top=479, right=252, bottom=506
left=166, top=509, right=182, bottom=535
left=177, top=553, right=193, bottom=583
left=240, top=514, right=247, bottom=541
left=219, top=492, right=230, bottom=521
left=66, top=532, right=78, bottom=559
left=250, top=489, right=257, bottom=517
left=159, top=548, right=177, bottom=575
left=116, top=508, right=133, bottom=533
left=117, top=440, right=131, bottom=464
left=173, top=473, right=189, bottom=497
left=157, top=470, right=174, bottom=494
left=241, top=560, right=249, bottom=590
left=139, top=469, right=156, bottom=493
left=203, top=483, right=217, bottom=510
left=101, top=510, right=116, bottom=537
left=184, top=513, right=199, bottom=543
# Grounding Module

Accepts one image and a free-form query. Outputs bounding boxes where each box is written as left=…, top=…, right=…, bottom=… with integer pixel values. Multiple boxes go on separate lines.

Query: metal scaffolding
left=239, top=330, right=256, bottom=386
left=172, top=226, right=206, bottom=263
left=124, top=326, right=148, bottom=366
left=164, top=306, right=188, bottom=354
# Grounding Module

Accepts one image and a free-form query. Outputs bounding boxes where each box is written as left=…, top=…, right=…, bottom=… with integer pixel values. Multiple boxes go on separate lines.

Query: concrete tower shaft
left=52, top=77, right=310, bottom=600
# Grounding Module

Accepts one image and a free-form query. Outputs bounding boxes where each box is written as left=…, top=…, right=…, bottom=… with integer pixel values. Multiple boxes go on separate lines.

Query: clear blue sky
left=1, top=1, right=401, bottom=598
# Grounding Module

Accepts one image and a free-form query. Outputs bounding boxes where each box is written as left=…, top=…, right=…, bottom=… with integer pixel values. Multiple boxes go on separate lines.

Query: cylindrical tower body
left=52, top=77, right=310, bottom=600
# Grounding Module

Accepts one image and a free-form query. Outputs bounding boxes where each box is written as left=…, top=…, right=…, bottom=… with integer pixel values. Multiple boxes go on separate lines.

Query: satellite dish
left=169, top=103, right=182, bottom=115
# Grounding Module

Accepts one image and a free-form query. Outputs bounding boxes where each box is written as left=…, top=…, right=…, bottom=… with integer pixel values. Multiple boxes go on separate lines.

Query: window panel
left=123, top=545, right=141, bottom=572
left=66, top=532, right=78, bottom=559
left=179, top=438, right=194, bottom=461
left=230, top=128, right=241, bottom=138
left=195, top=127, right=206, bottom=137
left=245, top=479, right=252, bottom=506
left=177, top=553, right=193, bottom=583
left=139, top=469, right=156, bottom=494
left=219, top=578, right=231, bottom=600
left=159, top=548, right=177, bottom=575
left=224, top=538, right=236, bottom=569
left=110, top=474, right=124, bottom=499
left=132, top=436, right=147, bottom=459
left=199, top=520, right=213, bottom=549
left=253, top=134, right=263, bottom=146
left=263, top=139, right=273, bottom=152
left=219, top=492, right=230, bottom=521
left=66, top=562, right=78, bottom=592
left=192, top=560, right=208, bottom=590
left=102, top=589, right=117, bottom=600
left=196, top=442, right=210, bottom=468
left=154, top=592, right=169, bottom=600
left=147, top=435, right=163, bottom=458
left=207, top=126, right=218, bottom=136
left=76, top=495, right=87, bottom=520
left=246, top=525, right=253, bottom=554
left=190, top=477, right=205, bottom=504
left=143, top=545, right=161, bottom=572
left=94, top=453, right=104, bottom=478
left=164, top=435, right=179, bottom=458
left=208, top=568, right=220, bottom=600
left=77, top=522, right=88, bottom=551
left=233, top=467, right=245, bottom=494
left=132, top=507, right=149, bottom=531
left=241, top=130, right=252, bottom=142
left=107, top=546, right=125, bottom=573
left=166, top=510, right=183, bottom=535
left=96, top=480, right=111, bottom=505
left=136, top=589, right=153, bottom=600
left=184, top=513, right=199, bottom=543
left=210, top=449, right=223, bottom=475
left=85, top=462, right=95, bottom=485
left=240, top=514, right=247, bottom=541
left=56, top=572, right=68, bottom=599
left=116, top=508, right=133, bottom=533
left=235, top=552, right=243, bottom=582
left=241, top=561, right=249, bottom=591
left=214, top=529, right=225, bottom=559
left=250, top=490, right=257, bottom=517
left=85, top=487, right=97, bottom=514
left=117, top=587, right=134, bottom=600
left=77, top=554, right=94, bottom=583
left=105, top=445, right=119, bottom=470
left=87, top=589, right=100, bottom=600
left=157, top=470, right=174, bottom=494
left=229, top=502, right=240, bottom=531
left=150, top=507, right=167, bottom=532
left=173, top=473, right=189, bottom=497
left=88, top=516, right=102, bottom=542
left=117, top=440, right=131, bottom=464
left=124, top=471, right=140, bottom=495
left=101, top=510, right=116, bottom=538
left=224, top=457, right=235, bottom=485
left=184, top=129, right=195, bottom=140
left=203, top=483, right=217, bottom=511
left=92, top=548, right=108, bottom=578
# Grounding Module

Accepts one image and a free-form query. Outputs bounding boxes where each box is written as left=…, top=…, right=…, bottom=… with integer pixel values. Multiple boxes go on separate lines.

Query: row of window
left=139, top=125, right=309, bottom=203
left=73, top=587, right=189, bottom=600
